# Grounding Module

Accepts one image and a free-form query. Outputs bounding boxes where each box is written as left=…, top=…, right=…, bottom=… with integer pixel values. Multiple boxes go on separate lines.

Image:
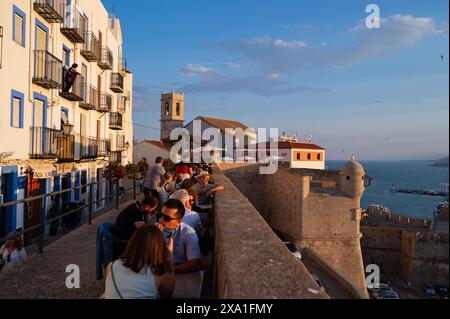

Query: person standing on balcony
left=144, top=157, right=166, bottom=198
left=63, top=63, right=79, bottom=92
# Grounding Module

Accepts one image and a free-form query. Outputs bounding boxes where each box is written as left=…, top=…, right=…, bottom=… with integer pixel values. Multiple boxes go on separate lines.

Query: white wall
left=133, top=142, right=169, bottom=165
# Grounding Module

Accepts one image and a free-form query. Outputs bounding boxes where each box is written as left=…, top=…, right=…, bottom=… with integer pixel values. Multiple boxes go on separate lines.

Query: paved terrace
left=0, top=165, right=330, bottom=299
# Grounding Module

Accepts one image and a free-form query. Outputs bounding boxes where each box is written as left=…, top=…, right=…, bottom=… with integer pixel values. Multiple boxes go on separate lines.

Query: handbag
left=110, top=261, right=124, bottom=299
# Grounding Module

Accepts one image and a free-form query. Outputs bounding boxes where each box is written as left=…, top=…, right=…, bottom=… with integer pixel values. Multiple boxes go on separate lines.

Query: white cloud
left=182, top=63, right=214, bottom=76
left=223, top=62, right=241, bottom=69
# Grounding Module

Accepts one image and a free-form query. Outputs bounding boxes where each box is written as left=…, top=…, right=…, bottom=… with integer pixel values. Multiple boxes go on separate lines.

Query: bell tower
left=160, top=91, right=185, bottom=141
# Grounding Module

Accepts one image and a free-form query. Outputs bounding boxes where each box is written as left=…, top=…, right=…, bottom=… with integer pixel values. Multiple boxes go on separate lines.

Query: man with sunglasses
left=157, top=199, right=202, bottom=274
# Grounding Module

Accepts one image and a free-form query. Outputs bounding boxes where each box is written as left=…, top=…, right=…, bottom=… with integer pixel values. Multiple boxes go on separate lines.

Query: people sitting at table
left=0, top=234, right=27, bottom=271
left=110, top=196, right=159, bottom=260
left=104, top=225, right=174, bottom=299
left=169, top=190, right=203, bottom=236
left=157, top=199, right=202, bottom=274
left=194, top=171, right=224, bottom=206
left=157, top=172, right=177, bottom=205
left=174, top=161, right=193, bottom=183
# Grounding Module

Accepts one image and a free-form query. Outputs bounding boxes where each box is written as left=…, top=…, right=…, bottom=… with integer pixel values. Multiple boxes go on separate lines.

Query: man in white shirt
left=169, top=190, right=203, bottom=236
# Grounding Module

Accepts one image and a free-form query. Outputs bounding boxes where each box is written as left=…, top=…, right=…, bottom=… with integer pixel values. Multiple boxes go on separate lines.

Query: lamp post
left=61, top=123, right=74, bottom=136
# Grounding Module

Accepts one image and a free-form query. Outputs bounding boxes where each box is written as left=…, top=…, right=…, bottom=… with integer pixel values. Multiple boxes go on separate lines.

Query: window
left=317, top=153, right=321, bottom=161
left=297, top=153, right=301, bottom=160
left=165, top=102, right=170, bottom=116
left=63, top=46, right=70, bottom=67
left=0, top=26, right=3, bottom=69
left=346, top=176, right=351, bottom=181
left=10, top=90, right=24, bottom=128
left=307, top=153, right=312, bottom=160
left=13, top=6, right=26, bottom=47
left=176, top=102, right=181, bottom=116
left=81, top=171, right=87, bottom=194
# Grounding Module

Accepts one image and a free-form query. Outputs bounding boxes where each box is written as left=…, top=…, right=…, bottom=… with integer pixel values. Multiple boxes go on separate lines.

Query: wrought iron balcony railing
left=97, top=92, right=112, bottom=113
left=110, top=151, right=122, bottom=164
left=115, top=134, right=127, bottom=151
left=79, top=84, right=98, bottom=110
left=80, top=136, right=99, bottom=159
left=30, top=127, right=59, bottom=159
left=60, top=3, right=86, bottom=43
left=97, top=46, right=113, bottom=70
left=118, top=94, right=128, bottom=113
left=60, top=70, right=84, bottom=101
left=33, top=0, right=64, bottom=23
left=80, top=32, right=100, bottom=61
left=109, top=113, right=123, bottom=131
left=33, top=50, right=63, bottom=89
left=57, top=134, right=75, bottom=162
left=98, top=138, right=111, bottom=157
left=110, top=73, right=124, bottom=93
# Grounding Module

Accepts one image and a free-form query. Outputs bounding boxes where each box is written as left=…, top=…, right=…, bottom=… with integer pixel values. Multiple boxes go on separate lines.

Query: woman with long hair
left=104, top=225, right=174, bottom=299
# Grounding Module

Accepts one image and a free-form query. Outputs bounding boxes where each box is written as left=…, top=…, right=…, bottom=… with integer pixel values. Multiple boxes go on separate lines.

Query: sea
left=326, top=161, right=449, bottom=219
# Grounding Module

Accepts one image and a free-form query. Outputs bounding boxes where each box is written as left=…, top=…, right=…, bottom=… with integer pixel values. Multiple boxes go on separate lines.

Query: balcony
left=98, top=139, right=111, bottom=157
left=97, top=47, right=113, bottom=70
left=33, top=50, right=63, bottom=89
left=119, top=58, right=128, bottom=73
left=80, top=136, right=99, bottom=159
left=110, top=73, right=124, bottom=93
left=110, top=151, right=122, bottom=164
left=29, top=127, right=60, bottom=159
left=118, top=94, right=128, bottom=113
left=33, top=0, right=64, bottom=23
left=60, top=69, right=84, bottom=101
left=60, top=3, right=86, bottom=43
left=79, top=84, right=98, bottom=111
left=109, top=113, right=123, bottom=131
left=115, top=134, right=127, bottom=151
left=97, top=92, right=112, bottom=113
left=57, top=134, right=75, bottom=162
left=80, top=32, right=100, bottom=61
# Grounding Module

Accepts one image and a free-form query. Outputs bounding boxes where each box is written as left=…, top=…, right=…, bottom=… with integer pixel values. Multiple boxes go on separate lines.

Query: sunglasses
left=156, top=212, right=180, bottom=222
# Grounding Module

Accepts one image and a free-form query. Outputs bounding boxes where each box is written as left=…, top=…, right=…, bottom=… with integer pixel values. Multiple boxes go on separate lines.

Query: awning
left=29, top=163, right=57, bottom=179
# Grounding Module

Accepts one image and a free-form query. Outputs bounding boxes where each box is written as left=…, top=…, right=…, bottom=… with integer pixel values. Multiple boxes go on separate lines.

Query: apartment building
left=0, top=0, right=133, bottom=241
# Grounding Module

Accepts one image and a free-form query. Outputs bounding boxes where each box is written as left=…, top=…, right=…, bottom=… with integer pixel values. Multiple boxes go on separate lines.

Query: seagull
left=441, top=54, right=445, bottom=62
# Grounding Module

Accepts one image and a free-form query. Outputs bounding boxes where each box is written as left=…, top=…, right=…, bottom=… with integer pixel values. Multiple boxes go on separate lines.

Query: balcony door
left=36, top=25, right=47, bottom=78
left=81, top=63, right=88, bottom=101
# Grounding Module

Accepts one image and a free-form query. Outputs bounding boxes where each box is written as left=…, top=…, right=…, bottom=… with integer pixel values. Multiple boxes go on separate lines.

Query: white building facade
left=0, top=0, right=133, bottom=240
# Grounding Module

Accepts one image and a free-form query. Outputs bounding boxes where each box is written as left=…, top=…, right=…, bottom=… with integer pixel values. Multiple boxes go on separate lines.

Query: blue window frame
left=12, top=5, right=26, bottom=47
left=10, top=90, right=24, bottom=128
left=63, top=45, right=70, bottom=67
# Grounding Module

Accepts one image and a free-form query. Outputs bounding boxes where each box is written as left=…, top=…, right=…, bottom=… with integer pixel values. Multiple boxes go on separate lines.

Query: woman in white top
left=0, top=236, right=28, bottom=271
left=104, top=225, right=174, bottom=299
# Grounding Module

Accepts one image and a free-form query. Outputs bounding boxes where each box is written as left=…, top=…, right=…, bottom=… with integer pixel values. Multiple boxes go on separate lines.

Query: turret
left=339, top=155, right=365, bottom=201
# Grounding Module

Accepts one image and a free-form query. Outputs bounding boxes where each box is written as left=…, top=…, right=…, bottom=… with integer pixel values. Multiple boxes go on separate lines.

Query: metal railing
left=60, top=70, right=84, bottom=101
left=33, top=50, right=63, bottom=89
left=81, top=32, right=100, bottom=61
left=79, top=84, right=98, bottom=110
left=98, top=46, right=113, bottom=70
left=115, top=134, right=127, bottom=150
left=109, top=112, right=123, bottom=130
left=33, top=0, right=65, bottom=23
left=29, top=127, right=60, bottom=159
left=98, top=138, right=111, bottom=157
left=110, top=73, right=124, bottom=93
left=0, top=173, right=145, bottom=254
left=119, top=57, right=128, bottom=72
left=110, top=151, right=122, bottom=164
left=57, top=134, right=75, bottom=162
left=80, top=136, right=99, bottom=159
left=60, top=2, right=86, bottom=43
left=98, top=92, right=112, bottom=113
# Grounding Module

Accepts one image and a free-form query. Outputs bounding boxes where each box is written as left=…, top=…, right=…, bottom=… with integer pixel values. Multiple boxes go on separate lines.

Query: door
left=24, top=178, right=45, bottom=245
left=81, top=63, right=88, bottom=100
left=0, top=176, right=8, bottom=239
left=97, top=120, right=101, bottom=139
left=34, top=99, right=46, bottom=154
left=36, top=26, right=47, bottom=78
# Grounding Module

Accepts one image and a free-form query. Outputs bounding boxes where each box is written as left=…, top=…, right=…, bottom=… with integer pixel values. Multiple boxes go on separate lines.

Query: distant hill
left=432, top=156, right=449, bottom=167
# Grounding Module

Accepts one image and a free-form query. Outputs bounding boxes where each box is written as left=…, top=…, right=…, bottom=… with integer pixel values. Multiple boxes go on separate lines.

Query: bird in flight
left=441, top=54, right=445, bottom=62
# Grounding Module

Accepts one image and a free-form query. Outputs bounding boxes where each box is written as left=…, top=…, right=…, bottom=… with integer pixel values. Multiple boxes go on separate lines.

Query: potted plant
left=47, top=197, right=61, bottom=236
left=125, top=162, right=138, bottom=178
left=137, top=159, right=149, bottom=178
left=103, top=162, right=126, bottom=180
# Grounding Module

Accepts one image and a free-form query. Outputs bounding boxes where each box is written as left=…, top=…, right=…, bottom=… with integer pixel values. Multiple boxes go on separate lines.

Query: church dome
left=340, top=155, right=365, bottom=175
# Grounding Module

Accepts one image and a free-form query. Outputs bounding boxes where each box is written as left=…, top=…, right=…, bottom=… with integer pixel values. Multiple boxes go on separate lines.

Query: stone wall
left=212, top=165, right=329, bottom=299
left=217, top=163, right=369, bottom=298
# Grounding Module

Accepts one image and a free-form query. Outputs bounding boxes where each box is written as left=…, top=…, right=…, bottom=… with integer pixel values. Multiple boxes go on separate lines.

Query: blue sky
left=102, top=0, right=449, bottom=160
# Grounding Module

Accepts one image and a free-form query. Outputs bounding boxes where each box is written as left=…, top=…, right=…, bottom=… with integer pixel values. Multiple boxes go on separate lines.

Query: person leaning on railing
left=104, top=225, right=175, bottom=299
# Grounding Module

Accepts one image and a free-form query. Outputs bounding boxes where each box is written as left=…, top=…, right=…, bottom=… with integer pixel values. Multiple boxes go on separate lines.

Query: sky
left=102, top=0, right=449, bottom=161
